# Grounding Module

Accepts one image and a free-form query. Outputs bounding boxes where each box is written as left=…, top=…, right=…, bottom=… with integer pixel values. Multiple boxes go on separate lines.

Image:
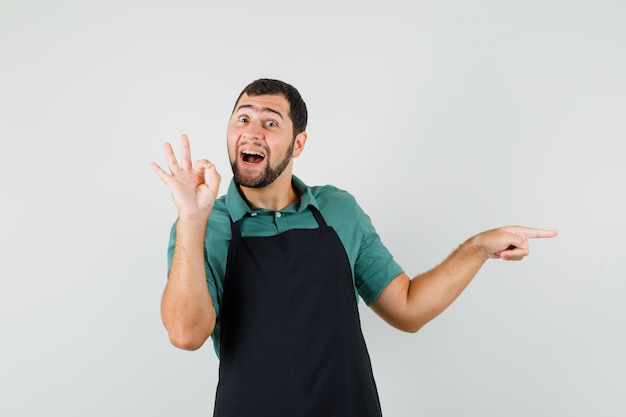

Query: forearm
left=161, top=218, right=216, bottom=350
left=405, top=236, right=487, bottom=330
left=372, top=236, right=487, bottom=333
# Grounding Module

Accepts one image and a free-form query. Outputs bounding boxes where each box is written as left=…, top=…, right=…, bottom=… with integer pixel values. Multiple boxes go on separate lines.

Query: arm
left=150, top=134, right=221, bottom=350
left=370, top=226, right=558, bottom=333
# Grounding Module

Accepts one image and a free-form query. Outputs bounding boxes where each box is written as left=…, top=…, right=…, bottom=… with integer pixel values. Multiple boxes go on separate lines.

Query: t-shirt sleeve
left=352, top=202, right=404, bottom=305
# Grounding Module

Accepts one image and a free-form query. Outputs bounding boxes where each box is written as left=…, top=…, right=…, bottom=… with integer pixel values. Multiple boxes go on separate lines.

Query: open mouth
left=241, top=149, right=266, bottom=165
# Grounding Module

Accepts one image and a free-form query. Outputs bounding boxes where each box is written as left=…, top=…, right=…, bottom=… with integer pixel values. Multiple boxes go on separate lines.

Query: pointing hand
left=473, top=226, right=558, bottom=261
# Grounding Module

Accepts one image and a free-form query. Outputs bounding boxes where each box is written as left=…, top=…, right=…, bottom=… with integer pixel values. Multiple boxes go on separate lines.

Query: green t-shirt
left=167, top=176, right=404, bottom=356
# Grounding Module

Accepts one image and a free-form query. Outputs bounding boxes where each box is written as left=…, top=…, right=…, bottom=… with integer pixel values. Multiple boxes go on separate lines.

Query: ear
left=291, top=131, right=308, bottom=158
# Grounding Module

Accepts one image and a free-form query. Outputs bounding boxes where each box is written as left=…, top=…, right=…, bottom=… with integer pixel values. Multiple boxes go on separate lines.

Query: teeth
left=242, top=150, right=265, bottom=157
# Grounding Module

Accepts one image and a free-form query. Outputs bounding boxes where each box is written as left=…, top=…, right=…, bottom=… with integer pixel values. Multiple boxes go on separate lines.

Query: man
left=150, top=78, right=557, bottom=416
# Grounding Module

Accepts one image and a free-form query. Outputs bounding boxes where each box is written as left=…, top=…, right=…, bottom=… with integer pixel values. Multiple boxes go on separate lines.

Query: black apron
left=213, top=206, right=383, bottom=417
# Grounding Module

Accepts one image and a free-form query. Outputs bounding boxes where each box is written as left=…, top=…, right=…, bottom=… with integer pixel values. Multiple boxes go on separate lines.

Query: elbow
left=404, top=326, right=421, bottom=334
left=171, top=339, right=204, bottom=351
left=382, top=318, right=422, bottom=334
left=161, top=306, right=216, bottom=351
left=167, top=330, right=209, bottom=351
left=164, top=319, right=214, bottom=351
left=397, top=321, right=424, bottom=334
left=393, top=315, right=432, bottom=334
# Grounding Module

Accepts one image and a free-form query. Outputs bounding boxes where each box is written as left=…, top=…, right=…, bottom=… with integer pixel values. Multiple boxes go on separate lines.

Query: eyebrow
left=235, top=104, right=284, bottom=121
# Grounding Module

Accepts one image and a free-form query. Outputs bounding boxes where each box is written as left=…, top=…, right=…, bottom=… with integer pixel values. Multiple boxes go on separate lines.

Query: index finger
left=513, top=226, right=559, bottom=239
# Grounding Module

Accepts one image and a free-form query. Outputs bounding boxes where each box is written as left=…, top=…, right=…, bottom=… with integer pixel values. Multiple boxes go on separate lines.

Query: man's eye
left=265, top=121, right=277, bottom=127
left=238, top=116, right=248, bottom=123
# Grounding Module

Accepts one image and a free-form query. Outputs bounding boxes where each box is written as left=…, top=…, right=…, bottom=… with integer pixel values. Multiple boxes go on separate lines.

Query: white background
left=1, top=0, right=625, bottom=416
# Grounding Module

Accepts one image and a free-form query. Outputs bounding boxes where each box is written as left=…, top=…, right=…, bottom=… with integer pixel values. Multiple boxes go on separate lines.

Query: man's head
left=232, top=79, right=307, bottom=141
left=227, top=79, right=308, bottom=189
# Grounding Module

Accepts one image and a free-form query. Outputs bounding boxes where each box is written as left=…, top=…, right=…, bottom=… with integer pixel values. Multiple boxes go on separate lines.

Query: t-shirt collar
left=224, top=175, right=319, bottom=222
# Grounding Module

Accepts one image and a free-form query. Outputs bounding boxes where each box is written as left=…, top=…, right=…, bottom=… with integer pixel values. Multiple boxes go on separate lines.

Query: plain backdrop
left=1, top=0, right=625, bottom=416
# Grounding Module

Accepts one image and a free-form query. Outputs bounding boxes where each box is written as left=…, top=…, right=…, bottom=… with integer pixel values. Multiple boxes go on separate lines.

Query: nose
left=241, top=122, right=264, bottom=141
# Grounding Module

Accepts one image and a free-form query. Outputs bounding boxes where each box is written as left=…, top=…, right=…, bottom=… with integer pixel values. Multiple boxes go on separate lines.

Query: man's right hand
left=150, top=134, right=221, bottom=220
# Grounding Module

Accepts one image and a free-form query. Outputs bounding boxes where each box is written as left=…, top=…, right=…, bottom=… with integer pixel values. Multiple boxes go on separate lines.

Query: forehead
left=234, top=93, right=291, bottom=118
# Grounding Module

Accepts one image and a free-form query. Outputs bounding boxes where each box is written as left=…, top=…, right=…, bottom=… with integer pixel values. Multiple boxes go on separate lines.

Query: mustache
left=237, top=140, right=270, bottom=155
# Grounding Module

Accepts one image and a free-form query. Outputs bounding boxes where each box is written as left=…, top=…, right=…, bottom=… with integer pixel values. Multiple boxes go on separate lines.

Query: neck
left=238, top=173, right=299, bottom=211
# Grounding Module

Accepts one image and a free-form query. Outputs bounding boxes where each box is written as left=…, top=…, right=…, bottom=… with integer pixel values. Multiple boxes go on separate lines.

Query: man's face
left=227, top=93, right=300, bottom=188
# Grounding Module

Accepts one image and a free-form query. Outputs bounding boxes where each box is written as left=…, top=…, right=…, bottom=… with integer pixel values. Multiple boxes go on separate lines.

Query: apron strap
left=308, top=205, right=328, bottom=229
left=230, top=218, right=241, bottom=239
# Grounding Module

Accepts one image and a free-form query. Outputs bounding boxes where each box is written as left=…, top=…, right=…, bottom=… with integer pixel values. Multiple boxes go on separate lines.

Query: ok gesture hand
left=150, top=134, right=221, bottom=220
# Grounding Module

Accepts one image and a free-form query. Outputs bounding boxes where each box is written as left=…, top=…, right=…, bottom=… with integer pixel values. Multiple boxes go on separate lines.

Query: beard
left=231, top=141, right=294, bottom=188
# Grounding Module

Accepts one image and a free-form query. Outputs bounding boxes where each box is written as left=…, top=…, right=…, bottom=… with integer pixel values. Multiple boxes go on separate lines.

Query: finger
left=193, top=159, right=213, bottom=173
left=164, top=142, right=180, bottom=174
left=499, top=230, right=529, bottom=250
left=500, top=246, right=529, bottom=261
left=180, top=134, right=193, bottom=171
left=194, top=159, right=222, bottom=190
left=206, top=162, right=222, bottom=193
left=149, top=162, right=172, bottom=184
left=514, top=227, right=559, bottom=240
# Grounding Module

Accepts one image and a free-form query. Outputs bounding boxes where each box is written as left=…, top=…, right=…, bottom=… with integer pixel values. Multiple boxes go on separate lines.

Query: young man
left=151, top=79, right=557, bottom=416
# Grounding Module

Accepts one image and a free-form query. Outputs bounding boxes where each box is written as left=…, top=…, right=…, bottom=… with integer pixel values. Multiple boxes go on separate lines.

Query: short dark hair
left=233, top=79, right=308, bottom=140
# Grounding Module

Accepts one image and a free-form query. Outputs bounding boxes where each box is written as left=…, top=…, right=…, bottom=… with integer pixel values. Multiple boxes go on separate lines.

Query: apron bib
left=214, top=206, right=382, bottom=417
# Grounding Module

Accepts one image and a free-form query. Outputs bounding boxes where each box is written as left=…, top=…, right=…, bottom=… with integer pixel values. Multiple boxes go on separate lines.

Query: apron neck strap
left=308, top=205, right=328, bottom=229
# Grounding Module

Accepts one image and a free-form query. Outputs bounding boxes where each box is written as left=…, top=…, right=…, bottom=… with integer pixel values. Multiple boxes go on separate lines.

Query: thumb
left=494, top=233, right=528, bottom=258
